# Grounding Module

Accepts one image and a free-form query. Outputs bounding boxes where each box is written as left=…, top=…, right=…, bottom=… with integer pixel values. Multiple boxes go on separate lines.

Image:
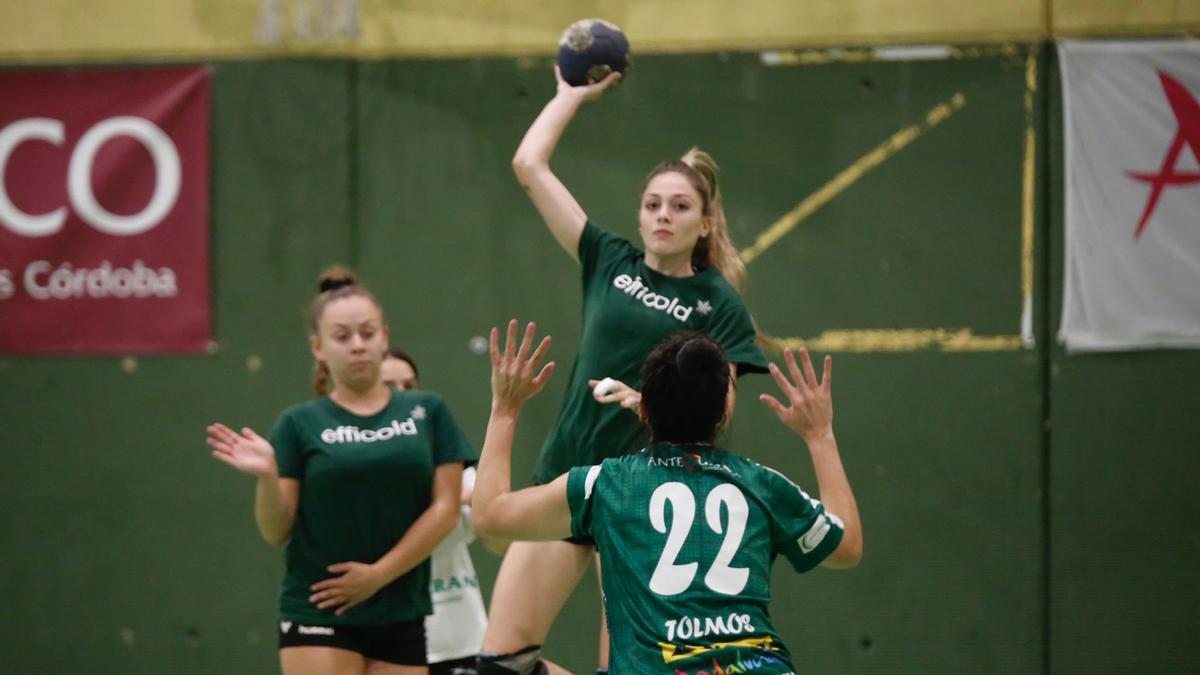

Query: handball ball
left=557, top=19, right=630, bottom=86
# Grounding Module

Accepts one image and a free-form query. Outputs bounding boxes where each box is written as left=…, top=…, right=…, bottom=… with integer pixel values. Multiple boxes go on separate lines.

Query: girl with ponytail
left=479, top=67, right=769, bottom=675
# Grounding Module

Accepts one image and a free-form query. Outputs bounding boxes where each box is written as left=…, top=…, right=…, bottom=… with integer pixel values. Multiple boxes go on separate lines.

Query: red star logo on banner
left=1126, top=70, right=1200, bottom=239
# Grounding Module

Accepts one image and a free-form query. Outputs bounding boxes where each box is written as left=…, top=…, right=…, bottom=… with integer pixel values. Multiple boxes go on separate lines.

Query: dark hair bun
left=317, top=266, right=357, bottom=294
left=675, top=336, right=725, bottom=382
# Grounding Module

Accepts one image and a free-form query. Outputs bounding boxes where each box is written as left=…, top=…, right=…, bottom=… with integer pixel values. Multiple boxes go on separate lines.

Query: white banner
left=1058, top=40, right=1200, bottom=352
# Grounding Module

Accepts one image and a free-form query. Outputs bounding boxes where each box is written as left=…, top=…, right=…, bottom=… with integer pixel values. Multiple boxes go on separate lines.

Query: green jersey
left=567, top=443, right=845, bottom=675
left=270, top=389, right=474, bottom=625
left=533, top=222, right=769, bottom=484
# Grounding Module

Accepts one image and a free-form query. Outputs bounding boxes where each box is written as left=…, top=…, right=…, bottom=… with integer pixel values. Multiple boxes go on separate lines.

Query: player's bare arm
left=759, top=347, right=863, bottom=568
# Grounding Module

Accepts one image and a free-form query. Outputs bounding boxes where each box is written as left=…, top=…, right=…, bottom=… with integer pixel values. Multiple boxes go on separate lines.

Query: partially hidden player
left=380, top=348, right=508, bottom=675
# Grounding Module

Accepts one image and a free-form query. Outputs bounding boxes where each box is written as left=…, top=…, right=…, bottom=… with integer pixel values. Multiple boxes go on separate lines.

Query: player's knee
left=476, top=646, right=549, bottom=675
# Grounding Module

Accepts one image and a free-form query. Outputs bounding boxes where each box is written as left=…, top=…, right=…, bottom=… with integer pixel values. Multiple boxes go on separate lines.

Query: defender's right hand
left=758, top=348, right=834, bottom=444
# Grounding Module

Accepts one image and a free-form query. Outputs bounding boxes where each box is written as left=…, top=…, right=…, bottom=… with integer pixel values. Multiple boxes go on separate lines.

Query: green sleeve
left=706, top=293, right=769, bottom=375
left=578, top=220, right=639, bottom=292
left=566, top=464, right=604, bottom=539
left=269, top=409, right=304, bottom=480
left=429, top=394, right=476, bottom=466
left=762, top=466, right=844, bottom=573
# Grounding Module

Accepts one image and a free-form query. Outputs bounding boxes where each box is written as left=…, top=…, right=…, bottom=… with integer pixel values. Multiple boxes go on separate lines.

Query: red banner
left=0, top=67, right=211, bottom=354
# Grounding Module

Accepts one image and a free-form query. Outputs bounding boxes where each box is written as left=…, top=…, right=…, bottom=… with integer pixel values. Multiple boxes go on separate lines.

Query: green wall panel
left=1, top=45, right=1194, bottom=674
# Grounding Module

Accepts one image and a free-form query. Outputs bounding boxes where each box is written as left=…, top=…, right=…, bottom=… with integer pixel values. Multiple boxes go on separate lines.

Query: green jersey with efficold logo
left=532, top=222, right=768, bottom=484
left=567, top=443, right=845, bottom=675
left=270, top=389, right=475, bottom=625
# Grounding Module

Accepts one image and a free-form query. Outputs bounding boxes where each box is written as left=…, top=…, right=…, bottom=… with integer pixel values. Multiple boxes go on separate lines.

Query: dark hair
left=640, top=331, right=730, bottom=444
left=385, top=348, right=420, bottom=383
left=309, top=266, right=384, bottom=396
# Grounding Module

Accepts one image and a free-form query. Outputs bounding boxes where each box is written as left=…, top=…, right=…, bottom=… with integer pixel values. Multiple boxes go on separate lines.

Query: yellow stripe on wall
left=765, top=329, right=1024, bottom=353
left=1054, top=0, right=1200, bottom=37
left=8, top=0, right=1184, bottom=63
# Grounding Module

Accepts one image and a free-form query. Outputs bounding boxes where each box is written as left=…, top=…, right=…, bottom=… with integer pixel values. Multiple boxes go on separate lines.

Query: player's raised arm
left=759, top=348, right=863, bottom=569
left=472, top=320, right=574, bottom=541
left=511, top=67, right=621, bottom=261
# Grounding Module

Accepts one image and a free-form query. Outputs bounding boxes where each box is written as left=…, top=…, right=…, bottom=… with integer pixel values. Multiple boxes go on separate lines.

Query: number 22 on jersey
left=648, top=482, right=750, bottom=596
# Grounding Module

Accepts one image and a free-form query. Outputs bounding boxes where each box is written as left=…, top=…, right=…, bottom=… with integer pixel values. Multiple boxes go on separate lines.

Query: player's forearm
left=254, top=474, right=293, bottom=546
left=806, top=433, right=862, bottom=567
left=512, top=92, right=583, bottom=177
left=372, top=496, right=460, bottom=583
left=472, top=407, right=520, bottom=538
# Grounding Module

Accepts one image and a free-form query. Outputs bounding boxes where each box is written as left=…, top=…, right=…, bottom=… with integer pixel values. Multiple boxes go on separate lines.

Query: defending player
left=472, top=321, right=861, bottom=675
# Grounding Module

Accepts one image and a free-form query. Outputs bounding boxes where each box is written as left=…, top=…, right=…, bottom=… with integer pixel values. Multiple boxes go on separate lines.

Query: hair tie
left=318, top=277, right=355, bottom=293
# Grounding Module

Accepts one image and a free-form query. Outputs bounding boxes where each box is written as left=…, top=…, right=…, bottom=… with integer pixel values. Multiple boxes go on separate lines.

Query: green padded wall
left=0, top=46, right=1195, bottom=674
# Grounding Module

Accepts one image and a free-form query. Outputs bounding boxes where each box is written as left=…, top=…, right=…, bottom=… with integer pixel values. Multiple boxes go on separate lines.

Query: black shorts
left=278, top=619, right=426, bottom=666
left=563, top=533, right=596, bottom=546
left=430, top=655, right=477, bottom=674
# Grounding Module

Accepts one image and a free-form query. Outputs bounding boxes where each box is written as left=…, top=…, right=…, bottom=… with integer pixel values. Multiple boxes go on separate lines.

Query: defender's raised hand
left=758, top=348, right=834, bottom=443
left=490, top=319, right=555, bottom=414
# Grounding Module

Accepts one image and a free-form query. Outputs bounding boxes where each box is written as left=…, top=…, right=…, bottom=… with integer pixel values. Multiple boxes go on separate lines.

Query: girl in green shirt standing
left=208, top=269, right=475, bottom=675
left=479, top=66, right=768, bottom=675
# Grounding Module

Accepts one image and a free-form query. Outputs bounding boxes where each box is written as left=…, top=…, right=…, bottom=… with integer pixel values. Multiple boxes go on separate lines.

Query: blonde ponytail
left=681, top=148, right=746, bottom=294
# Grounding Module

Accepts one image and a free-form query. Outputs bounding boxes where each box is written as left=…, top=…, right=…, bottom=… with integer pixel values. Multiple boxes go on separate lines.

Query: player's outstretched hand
left=555, top=65, right=621, bottom=101
left=588, top=377, right=642, bottom=411
left=758, top=348, right=834, bottom=443
left=207, top=423, right=278, bottom=477
left=490, top=319, right=555, bottom=414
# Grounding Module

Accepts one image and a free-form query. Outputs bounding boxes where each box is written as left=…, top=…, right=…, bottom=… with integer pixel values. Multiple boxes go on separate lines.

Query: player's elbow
left=478, top=532, right=511, bottom=556
left=511, top=153, right=536, bottom=180
left=472, top=502, right=503, bottom=539
left=258, top=524, right=292, bottom=548
left=256, top=510, right=294, bottom=547
left=511, top=153, right=548, bottom=183
left=824, top=532, right=863, bottom=569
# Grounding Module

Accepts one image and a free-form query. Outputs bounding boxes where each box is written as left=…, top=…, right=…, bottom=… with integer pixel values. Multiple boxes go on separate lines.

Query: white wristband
left=593, top=377, right=618, bottom=397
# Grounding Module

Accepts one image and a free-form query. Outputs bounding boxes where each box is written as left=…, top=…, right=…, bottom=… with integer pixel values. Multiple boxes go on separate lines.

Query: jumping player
left=480, top=65, right=769, bottom=674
